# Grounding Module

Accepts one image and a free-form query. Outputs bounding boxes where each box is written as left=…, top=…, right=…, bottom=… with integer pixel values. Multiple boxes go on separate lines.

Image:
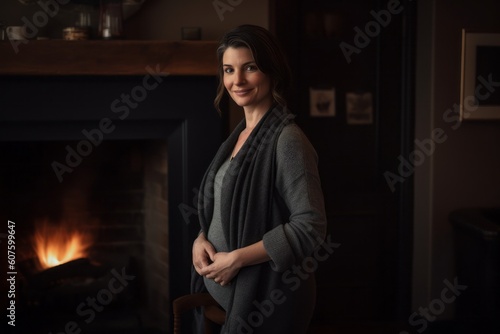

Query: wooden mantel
left=0, top=40, right=219, bottom=76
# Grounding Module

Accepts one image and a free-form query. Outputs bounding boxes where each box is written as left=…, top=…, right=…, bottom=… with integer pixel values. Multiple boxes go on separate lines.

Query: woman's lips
left=233, top=89, right=252, bottom=96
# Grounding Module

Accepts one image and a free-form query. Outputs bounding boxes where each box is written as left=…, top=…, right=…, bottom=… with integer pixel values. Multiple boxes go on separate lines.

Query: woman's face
left=222, top=47, right=272, bottom=113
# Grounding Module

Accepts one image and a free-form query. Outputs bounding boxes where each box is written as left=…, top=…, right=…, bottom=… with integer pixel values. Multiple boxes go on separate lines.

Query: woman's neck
left=243, top=102, right=273, bottom=131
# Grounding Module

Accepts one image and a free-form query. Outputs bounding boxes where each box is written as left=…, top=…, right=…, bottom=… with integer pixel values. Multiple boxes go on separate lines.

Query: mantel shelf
left=0, top=40, right=219, bottom=76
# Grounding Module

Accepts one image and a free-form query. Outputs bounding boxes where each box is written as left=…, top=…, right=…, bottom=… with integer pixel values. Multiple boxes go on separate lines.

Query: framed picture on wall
left=460, top=30, right=500, bottom=121
left=346, top=91, right=373, bottom=125
left=309, top=87, right=336, bottom=117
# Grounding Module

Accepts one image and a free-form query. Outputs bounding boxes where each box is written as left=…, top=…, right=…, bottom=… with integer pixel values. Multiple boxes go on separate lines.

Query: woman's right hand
left=192, top=232, right=216, bottom=275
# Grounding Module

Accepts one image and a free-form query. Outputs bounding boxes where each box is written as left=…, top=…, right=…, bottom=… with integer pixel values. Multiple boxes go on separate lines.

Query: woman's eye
left=246, top=65, right=257, bottom=71
left=224, top=68, right=233, bottom=74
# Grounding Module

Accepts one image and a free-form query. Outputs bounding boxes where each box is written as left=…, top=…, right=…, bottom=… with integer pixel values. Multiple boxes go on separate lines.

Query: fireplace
left=3, top=139, right=170, bottom=333
left=0, top=58, right=222, bottom=334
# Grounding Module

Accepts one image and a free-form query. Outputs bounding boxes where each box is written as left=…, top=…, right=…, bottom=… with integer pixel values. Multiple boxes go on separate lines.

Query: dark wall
left=414, top=0, right=500, bottom=320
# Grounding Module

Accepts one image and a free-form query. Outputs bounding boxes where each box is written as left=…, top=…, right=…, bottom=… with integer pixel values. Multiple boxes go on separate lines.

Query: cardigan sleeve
left=262, top=124, right=327, bottom=272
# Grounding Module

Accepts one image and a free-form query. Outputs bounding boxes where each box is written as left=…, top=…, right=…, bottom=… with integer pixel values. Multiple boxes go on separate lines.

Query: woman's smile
left=233, top=89, right=252, bottom=96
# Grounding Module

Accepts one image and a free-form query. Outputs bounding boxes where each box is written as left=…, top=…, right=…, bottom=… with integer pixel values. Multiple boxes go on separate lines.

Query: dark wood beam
left=0, top=40, right=218, bottom=76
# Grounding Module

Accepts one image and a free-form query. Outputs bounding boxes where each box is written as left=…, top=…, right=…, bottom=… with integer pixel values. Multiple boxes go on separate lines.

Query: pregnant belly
left=203, top=276, right=231, bottom=311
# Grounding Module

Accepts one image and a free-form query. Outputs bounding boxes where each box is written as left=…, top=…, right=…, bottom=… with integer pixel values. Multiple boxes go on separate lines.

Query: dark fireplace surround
left=0, top=43, right=222, bottom=333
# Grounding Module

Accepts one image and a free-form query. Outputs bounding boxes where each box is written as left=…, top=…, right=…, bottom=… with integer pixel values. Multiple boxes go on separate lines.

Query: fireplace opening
left=1, top=139, right=169, bottom=334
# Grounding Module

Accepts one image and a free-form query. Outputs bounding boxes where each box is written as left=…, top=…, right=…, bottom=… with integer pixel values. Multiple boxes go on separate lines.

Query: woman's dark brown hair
left=214, top=25, right=292, bottom=113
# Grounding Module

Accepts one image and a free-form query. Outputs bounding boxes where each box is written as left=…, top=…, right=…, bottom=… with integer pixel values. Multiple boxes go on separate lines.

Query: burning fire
left=34, top=219, right=93, bottom=270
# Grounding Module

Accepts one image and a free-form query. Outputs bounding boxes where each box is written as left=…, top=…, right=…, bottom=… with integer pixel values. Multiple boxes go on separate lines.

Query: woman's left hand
left=201, top=241, right=270, bottom=286
left=200, top=251, right=241, bottom=286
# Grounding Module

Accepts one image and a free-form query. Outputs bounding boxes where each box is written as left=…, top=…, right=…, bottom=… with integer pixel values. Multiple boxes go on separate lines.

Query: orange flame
left=34, top=219, right=93, bottom=270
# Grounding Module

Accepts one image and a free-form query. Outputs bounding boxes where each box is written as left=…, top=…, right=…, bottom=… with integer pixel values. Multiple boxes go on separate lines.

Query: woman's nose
left=234, top=70, right=246, bottom=85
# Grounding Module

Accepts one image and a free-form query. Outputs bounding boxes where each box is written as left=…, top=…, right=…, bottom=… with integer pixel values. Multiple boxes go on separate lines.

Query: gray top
left=204, top=156, right=232, bottom=309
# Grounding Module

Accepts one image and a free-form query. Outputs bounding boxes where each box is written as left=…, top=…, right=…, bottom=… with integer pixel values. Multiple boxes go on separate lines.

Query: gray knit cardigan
left=194, top=106, right=327, bottom=333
